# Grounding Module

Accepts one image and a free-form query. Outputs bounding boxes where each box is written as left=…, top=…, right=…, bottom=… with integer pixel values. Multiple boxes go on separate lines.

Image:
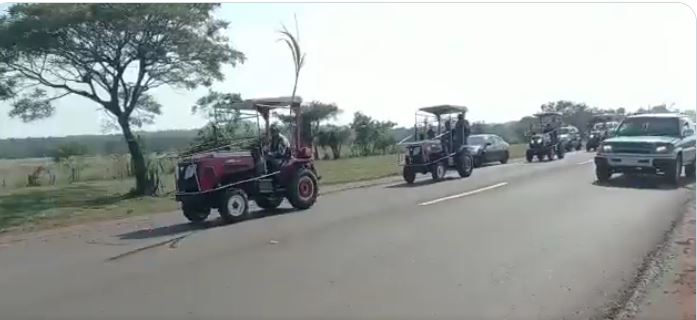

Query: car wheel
left=525, top=150, right=534, bottom=162
left=218, top=188, right=250, bottom=223
left=255, top=196, right=283, bottom=210
left=431, top=161, right=447, bottom=181
left=596, top=165, right=611, bottom=182
left=403, top=166, right=416, bottom=184
left=182, top=201, right=210, bottom=223
left=287, top=168, right=319, bottom=210
left=473, top=155, right=482, bottom=168
left=666, top=156, right=682, bottom=185
left=456, top=153, right=473, bottom=178
left=500, top=151, right=509, bottom=164
left=685, top=161, right=696, bottom=178
left=575, top=143, right=582, bottom=151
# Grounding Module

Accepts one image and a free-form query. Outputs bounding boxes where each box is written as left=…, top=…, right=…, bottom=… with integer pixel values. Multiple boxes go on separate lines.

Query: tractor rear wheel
left=287, top=168, right=319, bottom=210
left=456, top=153, right=473, bottom=178
left=182, top=202, right=210, bottom=223
left=219, top=189, right=250, bottom=223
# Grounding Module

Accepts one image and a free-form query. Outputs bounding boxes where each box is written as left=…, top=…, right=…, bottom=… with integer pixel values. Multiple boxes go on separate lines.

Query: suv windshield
left=615, top=117, right=680, bottom=137
left=467, top=136, right=487, bottom=145
left=560, top=128, right=571, bottom=134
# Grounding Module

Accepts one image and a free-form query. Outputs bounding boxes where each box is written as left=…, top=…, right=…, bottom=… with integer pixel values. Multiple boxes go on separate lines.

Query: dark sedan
left=467, top=134, right=510, bottom=167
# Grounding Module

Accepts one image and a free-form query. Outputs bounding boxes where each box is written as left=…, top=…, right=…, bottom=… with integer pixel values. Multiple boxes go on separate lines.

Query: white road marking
left=418, top=182, right=509, bottom=206
left=577, top=159, right=594, bottom=165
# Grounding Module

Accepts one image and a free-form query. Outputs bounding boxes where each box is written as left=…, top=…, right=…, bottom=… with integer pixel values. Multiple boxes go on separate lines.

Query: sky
left=0, top=2, right=695, bottom=138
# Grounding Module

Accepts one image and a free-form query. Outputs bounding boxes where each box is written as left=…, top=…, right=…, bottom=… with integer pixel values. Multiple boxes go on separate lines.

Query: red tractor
left=174, top=97, right=320, bottom=223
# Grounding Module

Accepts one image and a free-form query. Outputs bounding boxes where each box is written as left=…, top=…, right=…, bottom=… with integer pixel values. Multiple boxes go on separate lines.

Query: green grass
left=315, top=154, right=400, bottom=185
left=0, top=144, right=526, bottom=233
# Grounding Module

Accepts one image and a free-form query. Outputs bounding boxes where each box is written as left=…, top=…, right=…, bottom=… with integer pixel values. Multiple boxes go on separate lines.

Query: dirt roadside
left=633, top=197, right=695, bottom=320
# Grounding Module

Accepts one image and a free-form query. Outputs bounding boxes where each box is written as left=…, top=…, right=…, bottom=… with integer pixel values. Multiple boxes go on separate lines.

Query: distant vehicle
left=398, top=105, right=474, bottom=184
left=174, top=97, right=319, bottom=224
left=594, top=113, right=696, bottom=185
left=467, top=134, right=510, bottom=167
left=559, top=126, right=583, bottom=152
left=586, top=114, right=623, bottom=151
left=525, top=112, right=566, bottom=162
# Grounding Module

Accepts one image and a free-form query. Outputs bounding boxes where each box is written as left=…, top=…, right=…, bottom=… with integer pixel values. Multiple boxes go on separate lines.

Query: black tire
left=403, top=166, right=416, bottom=184
left=596, top=165, right=611, bottom=182
left=586, top=145, right=591, bottom=152
left=500, top=151, right=509, bottom=164
left=287, top=168, right=319, bottom=210
left=473, top=155, right=482, bottom=168
left=218, top=189, right=250, bottom=223
left=685, top=161, right=695, bottom=178
left=526, top=150, right=534, bottom=162
left=431, top=161, right=447, bottom=181
left=255, top=196, right=283, bottom=210
left=666, top=156, right=682, bottom=185
left=182, top=201, right=211, bottom=223
left=547, top=149, right=555, bottom=161
left=575, top=143, right=582, bottom=151
left=556, top=145, right=565, bottom=159
left=456, top=153, right=474, bottom=178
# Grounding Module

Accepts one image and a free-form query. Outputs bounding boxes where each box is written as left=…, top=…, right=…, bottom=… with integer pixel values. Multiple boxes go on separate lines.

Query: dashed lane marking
left=418, top=182, right=509, bottom=206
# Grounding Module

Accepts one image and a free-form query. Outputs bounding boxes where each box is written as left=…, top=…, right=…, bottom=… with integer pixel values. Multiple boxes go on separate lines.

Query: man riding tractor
left=174, top=97, right=319, bottom=224
left=525, top=112, right=566, bottom=162
left=398, top=105, right=474, bottom=183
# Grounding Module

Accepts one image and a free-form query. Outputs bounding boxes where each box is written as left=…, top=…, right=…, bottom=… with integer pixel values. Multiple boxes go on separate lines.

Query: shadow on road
left=386, top=176, right=458, bottom=189
left=593, top=174, right=696, bottom=191
left=116, top=207, right=296, bottom=240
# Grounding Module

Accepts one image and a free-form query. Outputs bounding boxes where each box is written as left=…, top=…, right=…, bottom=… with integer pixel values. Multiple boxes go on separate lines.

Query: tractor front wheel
left=403, top=166, right=416, bottom=184
left=525, top=150, right=534, bottom=162
left=182, top=201, right=210, bottom=223
left=431, top=161, right=447, bottom=181
left=255, top=196, right=283, bottom=210
left=287, top=168, right=319, bottom=210
left=219, top=189, right=250, bottom=223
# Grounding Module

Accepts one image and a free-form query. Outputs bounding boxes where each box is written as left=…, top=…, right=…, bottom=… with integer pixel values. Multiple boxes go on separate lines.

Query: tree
left=188, top=90, right=255, bottom=154
left=0, top=4, right=244, bottom=195
left=317, top=125, right=351, bottom=159
left=350, top=112, right=396, bottom=156
left=51, top=142, right=87, bottom=163
left=277, top=101, right=341, bottom=159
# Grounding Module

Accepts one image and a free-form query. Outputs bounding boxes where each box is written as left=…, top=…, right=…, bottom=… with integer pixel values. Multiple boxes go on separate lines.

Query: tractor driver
left=441, top=120, right=453, bottom=155
left=453, top=113, right=470, bottom=149
left=543, top=123, right=558, bottom=144
left=266, top=124, right=290, bottom=172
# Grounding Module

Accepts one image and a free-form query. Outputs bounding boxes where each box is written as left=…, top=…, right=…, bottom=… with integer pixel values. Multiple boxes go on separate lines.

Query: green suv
left=594, top=113, right=696, bottom=185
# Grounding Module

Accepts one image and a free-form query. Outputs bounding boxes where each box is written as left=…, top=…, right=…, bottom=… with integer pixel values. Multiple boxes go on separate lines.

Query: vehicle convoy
left=398, top=105, right=474, bottom=183
left=586, top=113, right=622, bottom=152
left=174, top=97, right=320, bottom=223
left=467, top=134, right=510, bottom=167
left=594, top=113, right=696, bottom=185
left=525, top=112, right=566, bottom=162
left=559, top=125, right=582, bottom=152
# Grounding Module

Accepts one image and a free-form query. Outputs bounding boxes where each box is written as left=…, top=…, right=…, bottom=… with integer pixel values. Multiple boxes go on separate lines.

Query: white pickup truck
left=594, top=113, right=696, bottom=185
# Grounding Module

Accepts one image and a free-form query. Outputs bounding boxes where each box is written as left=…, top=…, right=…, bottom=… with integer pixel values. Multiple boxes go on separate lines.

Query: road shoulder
left=633, top=197, right=695, bottom=320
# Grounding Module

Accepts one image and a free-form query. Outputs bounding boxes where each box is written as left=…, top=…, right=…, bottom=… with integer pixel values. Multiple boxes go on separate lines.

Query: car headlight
left=655, top=145, right=672, bottom=153
left=589, top=134, right=595, bottom=139
left=601, top=144, right=612, bottom=153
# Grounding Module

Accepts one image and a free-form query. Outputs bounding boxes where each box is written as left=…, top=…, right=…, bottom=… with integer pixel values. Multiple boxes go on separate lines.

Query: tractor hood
left=604, top=136, right=680, bottom=145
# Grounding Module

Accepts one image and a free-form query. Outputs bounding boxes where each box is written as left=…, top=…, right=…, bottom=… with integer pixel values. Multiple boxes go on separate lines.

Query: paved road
left=0, top=151, right=693, bottom=319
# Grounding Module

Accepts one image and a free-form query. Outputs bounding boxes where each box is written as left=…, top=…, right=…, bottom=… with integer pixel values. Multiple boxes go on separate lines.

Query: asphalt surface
left=0, top=151, right=693, bottom=319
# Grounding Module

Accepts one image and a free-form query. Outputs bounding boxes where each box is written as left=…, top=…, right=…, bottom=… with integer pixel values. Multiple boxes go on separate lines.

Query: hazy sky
left=0, top=2, right=695, bottom=138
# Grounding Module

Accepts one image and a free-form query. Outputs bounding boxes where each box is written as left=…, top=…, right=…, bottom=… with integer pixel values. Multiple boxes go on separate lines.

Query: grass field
left=0, top=144, right=525, bottom=233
